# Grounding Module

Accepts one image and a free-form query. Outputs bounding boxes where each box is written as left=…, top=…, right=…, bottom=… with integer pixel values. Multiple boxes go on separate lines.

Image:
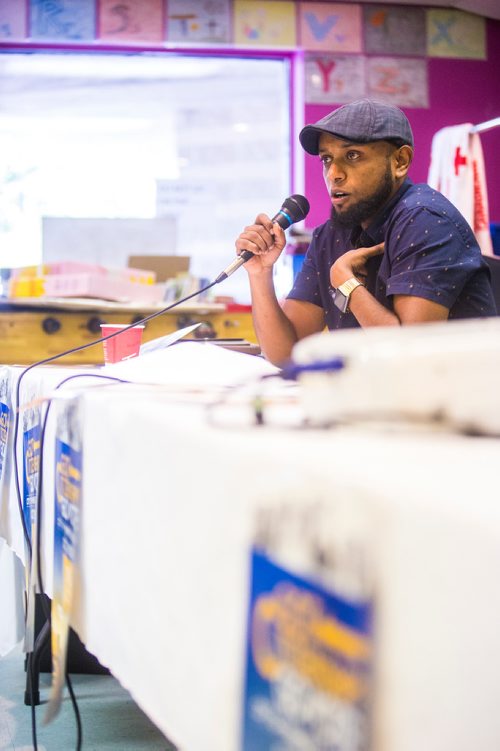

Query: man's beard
left=332, top=165, right=394, bottom=228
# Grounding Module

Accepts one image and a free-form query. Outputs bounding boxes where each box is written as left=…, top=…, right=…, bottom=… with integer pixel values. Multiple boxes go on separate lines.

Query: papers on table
left=104, top=340, right=279, bottom=389
left=139, top=323, right=202, bottom=355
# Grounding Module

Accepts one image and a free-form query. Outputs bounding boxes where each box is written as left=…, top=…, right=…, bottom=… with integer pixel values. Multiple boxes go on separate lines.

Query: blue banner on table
left=22, top=423, right=41, bottom=542
left=0, top=398, right=11, bottom=531
left=0, top=368, right=13, bottom=520
left=242, top=549, right=373, bottom=751
left=0, top=402, right=9, bottom=483
left=45, top=437, right=82, bottom=724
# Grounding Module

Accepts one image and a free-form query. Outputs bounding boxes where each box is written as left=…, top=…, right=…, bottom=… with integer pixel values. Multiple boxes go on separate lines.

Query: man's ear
left=394, top=145, right=413, bottom=178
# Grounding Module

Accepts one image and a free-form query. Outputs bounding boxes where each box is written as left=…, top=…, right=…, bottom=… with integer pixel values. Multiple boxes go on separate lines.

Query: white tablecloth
left=2, top=347, right=500, bottom=751
left=72, top=387, right=500, bottom=751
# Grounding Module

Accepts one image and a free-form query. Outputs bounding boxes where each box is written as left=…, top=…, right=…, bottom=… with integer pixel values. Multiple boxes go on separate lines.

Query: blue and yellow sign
left=22, top=423, right=41, bottom=541
left=0, top=402, right=9, bottom=481
left=45, top=437, right=82, bottom=724
left=242, top=550, right=373, bottom=751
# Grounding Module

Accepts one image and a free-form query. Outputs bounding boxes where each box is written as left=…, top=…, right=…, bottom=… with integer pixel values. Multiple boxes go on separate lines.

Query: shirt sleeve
left=286, top=232, right=324, bottom=308
left=385, top=206, right=481, bottom=309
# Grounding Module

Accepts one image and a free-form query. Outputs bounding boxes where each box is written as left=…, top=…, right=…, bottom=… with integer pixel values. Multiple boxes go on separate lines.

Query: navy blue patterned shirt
left=287, top=179, right=497, bottom=329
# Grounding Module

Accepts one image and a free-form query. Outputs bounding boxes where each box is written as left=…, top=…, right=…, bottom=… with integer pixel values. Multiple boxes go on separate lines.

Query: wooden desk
left=0, top=298, right=256, bottom=365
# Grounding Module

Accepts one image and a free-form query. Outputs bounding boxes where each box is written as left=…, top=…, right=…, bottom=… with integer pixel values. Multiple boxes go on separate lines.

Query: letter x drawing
left=431, top=18, right=455, bottom=46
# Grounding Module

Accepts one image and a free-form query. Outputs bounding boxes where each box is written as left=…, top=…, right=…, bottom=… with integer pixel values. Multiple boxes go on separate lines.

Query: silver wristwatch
left=331, top=277, right=364, bottom=314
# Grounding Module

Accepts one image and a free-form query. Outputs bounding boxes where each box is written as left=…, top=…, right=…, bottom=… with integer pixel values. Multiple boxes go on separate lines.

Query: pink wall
left=303, top=18, right=500, bottom=229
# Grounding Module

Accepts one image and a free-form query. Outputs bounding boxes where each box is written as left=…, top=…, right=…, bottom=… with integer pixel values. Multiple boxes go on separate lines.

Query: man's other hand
left=330, top=243, right=385, bottom=288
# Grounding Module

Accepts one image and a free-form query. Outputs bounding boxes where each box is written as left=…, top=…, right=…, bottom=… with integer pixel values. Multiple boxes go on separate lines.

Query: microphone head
left=280, top=194, right=310, bottom=226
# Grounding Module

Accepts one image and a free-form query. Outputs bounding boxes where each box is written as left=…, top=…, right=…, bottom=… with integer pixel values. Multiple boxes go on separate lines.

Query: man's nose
left=326, top=162, right=345, bottom=182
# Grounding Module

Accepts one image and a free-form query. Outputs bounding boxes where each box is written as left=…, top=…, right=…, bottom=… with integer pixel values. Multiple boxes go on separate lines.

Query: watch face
left=333, top=288, right=349, bottom=314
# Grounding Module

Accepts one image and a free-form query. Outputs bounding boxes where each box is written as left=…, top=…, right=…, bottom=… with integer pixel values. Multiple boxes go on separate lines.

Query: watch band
left=337, top=277, right=364, bottom=298
left=331, top=277, right=364, bottom=314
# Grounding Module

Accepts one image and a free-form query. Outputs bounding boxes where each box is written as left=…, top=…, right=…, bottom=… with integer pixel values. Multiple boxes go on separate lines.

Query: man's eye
left=346, top=151, right=360, bottom=160
left=320, top=156, right=332, bottom=166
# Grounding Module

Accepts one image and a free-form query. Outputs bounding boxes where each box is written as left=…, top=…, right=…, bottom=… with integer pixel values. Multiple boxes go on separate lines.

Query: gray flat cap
left=299, top=98, right=414, bottom=154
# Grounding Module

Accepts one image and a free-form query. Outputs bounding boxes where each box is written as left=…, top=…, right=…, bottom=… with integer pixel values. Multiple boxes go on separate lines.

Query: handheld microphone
left=215, top=194, right=310, bottom=283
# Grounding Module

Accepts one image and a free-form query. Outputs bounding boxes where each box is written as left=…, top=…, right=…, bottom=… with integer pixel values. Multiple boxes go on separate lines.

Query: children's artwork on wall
left=427, top=9, right=486, bottom=59
left=305, top=53, right=365, bottom=103
left=30, top=0, right=95, bottom=40
left=233, top=0, right=296, bottom=47
left=0, top=0, right=27, bottom=39
left=366, top=56, right=428, bottom=108
left=364, top=4, right=426, bottom=56
left=298, top=2, right=362, bottom=53
left=98, top=0, right=164, bottom=43
left=167, top=0, right=231, bottom=44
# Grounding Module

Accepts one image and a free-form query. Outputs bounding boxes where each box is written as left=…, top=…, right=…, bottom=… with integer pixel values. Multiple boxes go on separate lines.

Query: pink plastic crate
left=43, top=273, right=164, bottom=303
left=45, top=262, right=156, bottom=284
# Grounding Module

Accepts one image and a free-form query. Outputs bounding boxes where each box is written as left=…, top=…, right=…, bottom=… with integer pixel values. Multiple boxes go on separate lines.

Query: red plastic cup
left=100, top=324, right=145, bottom=364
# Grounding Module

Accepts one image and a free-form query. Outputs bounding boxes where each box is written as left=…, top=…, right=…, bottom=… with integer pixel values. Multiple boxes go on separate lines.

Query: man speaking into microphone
left=234, top=99, right=496, bottom=366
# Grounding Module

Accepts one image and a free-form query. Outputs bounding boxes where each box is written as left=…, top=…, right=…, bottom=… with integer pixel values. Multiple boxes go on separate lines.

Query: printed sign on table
left=0, top=370, right=12, bottom=539
left=30, top=0, right=95, bottom=40
left=305, top=53, right=365, bottom=104
left=364, top=4, right=426, bottom=56
left=233, top=0, right=296, bottom=48
left=242, top=549, right=373, bottom=751
left=299, top=2, right=362, bottom=53
left=22, top=423, right=41, bottom=545
left=21, top=398, right=42, bottom=652
left=45, top=422, right=82, bottom=724
left=167, top=0, right=231, bottom=44
left=98, top=0, right=164, bottom=43
left=0, top=402, right=9, bottom=487
left=427, top=9, right=486, bottom=60
left=0, top=0, right=27, bottom=39
left=366, top=56, right=428, bottom=108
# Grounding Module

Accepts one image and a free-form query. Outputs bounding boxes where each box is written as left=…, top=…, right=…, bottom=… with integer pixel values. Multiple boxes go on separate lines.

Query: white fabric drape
left=428, top=123, right=493, bottom=256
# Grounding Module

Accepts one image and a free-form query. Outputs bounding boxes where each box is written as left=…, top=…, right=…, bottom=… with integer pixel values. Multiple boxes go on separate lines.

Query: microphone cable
left=12, top=189, right=311, bottom=544
left=12, top=277, right=220, bottom=560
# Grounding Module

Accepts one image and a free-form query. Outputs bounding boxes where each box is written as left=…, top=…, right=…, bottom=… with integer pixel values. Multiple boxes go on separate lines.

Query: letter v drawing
left=305, top=12, right=339, bottom=41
